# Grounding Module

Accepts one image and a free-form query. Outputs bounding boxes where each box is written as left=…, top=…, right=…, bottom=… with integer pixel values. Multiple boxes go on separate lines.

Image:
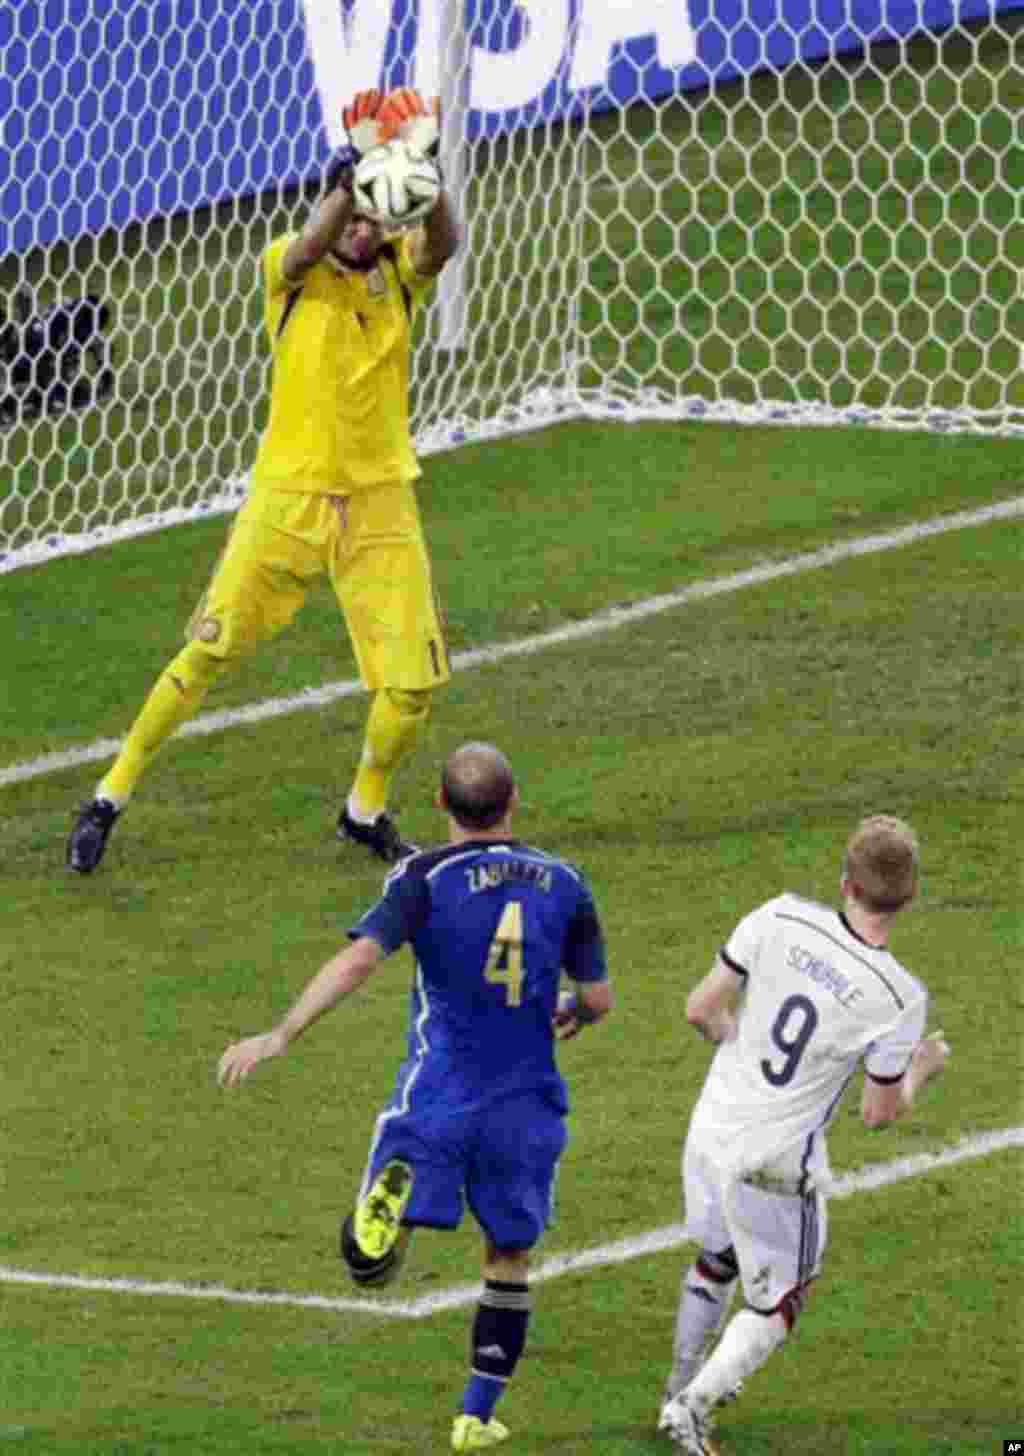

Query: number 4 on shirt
left=485, top=902, right=524, bottom=1007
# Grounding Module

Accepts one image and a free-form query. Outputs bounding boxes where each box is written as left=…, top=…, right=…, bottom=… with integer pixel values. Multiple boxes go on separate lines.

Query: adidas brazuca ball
left=352, top=140, right=442, bottom=228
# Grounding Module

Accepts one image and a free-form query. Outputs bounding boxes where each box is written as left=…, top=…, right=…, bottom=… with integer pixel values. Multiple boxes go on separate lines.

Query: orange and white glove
left=343, top=88, right=389, bottom=156
left=330, top=89, right=388, bottom=190
left=379, top=87, right=441, bottom=159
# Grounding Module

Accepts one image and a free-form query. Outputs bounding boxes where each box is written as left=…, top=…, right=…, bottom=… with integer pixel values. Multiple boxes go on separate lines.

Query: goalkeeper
left=68, top=88, right=459, bottom=874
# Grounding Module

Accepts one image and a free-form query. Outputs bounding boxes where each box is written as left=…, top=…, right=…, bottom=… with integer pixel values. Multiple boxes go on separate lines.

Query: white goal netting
left=2, top=2, right=1022, bottom=570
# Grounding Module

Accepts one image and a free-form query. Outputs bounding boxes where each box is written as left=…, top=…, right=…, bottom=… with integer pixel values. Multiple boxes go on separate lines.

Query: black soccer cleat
left=337, top=807, right=417, bottom=864
left=66, top=797, right=121, bottom=874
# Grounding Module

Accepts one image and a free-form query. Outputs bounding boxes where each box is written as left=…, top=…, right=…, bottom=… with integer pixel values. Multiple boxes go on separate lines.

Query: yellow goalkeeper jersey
left=249, top=233, right=436, bottom=495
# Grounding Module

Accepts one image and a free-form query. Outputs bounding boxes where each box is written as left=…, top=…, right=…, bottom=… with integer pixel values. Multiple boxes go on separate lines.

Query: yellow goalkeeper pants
left=99, top=484, right=449, bottom=805
left=187, top=483, right=450, bottom=689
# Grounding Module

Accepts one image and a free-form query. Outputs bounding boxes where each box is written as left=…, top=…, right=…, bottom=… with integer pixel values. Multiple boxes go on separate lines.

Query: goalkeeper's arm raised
left=409, top=185, right=459, bottom=279
left=283, top=187, right=356, bottom=285
left=379, top=88, right=459, bottom=276
left=283, top=90, right=392, bottom=285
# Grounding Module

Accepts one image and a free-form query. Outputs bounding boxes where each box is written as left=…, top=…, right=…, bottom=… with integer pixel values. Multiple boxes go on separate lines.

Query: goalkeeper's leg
left=98, top=640, right=231, bottom=804
left=99, top=496, right=311, bottom=806
left=350, top=686, right=431, bottom=820
left=333, top=482, right=449, bottom=862
left=338, top=687, right=431, bottom=863
left=66, top=641, right=236, bottom=874
left=67, top=491, right=315, bottom=873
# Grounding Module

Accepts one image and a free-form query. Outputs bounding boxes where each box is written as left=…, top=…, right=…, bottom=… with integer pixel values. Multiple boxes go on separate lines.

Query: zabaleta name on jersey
left=464, top=857, right=555, bottom=895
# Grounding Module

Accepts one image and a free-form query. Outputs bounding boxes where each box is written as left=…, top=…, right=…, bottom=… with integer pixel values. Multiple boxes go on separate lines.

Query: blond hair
left=844, top=815, right=919, bottom=912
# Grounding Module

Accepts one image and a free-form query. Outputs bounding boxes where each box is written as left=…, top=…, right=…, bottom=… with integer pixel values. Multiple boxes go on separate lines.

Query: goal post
left=1, top=0, right=1021, bottom=570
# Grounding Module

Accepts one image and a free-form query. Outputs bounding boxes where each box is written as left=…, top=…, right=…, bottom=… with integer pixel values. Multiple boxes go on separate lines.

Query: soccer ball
left=351, top=141, right=441, bottom=228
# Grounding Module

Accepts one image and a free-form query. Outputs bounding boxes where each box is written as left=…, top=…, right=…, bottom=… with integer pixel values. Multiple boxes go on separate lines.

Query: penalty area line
left=1, top=1127, right=1019, bottom=1320
left=1, top=495, right=1021, bottom=790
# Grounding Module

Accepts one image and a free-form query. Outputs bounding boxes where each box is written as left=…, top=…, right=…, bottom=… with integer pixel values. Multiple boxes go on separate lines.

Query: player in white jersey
left=659, top=816, right=950, bottom=1455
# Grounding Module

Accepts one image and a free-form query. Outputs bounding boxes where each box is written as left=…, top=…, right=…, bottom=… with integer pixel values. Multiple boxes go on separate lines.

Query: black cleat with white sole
left=337, top=807, right=416, bottom=864
left=67, top=797, right=121, bottom=874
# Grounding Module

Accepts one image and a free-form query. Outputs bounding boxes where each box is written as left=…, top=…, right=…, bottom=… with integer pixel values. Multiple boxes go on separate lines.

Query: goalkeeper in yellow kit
left=67, top=88, right=459, bottom=873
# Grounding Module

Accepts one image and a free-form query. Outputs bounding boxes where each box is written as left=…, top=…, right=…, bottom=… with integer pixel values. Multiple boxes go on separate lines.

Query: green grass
left=0, top=416, right=1020, bottom=765
left=2, top=19, right=1022, bottom=554
left=0, top=413, right=1021, bottom=1450
left=0, top=1163, right=1018, bottom=1454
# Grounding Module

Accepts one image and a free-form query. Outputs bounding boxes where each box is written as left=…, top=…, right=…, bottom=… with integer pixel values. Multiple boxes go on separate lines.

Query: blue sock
left=461, top=1372, right=505, bottom=1422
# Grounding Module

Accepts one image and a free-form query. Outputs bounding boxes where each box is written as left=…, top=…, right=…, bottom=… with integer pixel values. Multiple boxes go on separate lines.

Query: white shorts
left=682, top=1133, right=827, bottom=1311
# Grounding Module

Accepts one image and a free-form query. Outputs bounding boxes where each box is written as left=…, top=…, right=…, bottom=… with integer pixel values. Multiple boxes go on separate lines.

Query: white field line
left=1, top=1127, right=1019, bottom=1318
left=3, top=495, right=1021, bottom=791
left=4, top=506, right=1021, bottom=1312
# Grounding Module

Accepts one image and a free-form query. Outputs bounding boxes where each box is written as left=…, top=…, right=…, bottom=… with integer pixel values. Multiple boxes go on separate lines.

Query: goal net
left=2, top=1, right=1021, bottom=569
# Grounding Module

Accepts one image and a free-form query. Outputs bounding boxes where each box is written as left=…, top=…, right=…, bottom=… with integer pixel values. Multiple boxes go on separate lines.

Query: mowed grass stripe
left=3, top=493, right=1020, bottom=789
left=1, top=1127, right=1018, bottom=1319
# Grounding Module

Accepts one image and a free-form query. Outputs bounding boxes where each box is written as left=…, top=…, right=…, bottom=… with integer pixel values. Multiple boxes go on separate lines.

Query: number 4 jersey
left=349, top=839, right=609, bottom=1116
left=690, top=892, right=927, bottom=1186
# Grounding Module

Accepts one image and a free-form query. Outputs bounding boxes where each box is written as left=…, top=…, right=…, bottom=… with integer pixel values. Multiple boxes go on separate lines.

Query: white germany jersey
left=689, top=892, right=927, bottom=1186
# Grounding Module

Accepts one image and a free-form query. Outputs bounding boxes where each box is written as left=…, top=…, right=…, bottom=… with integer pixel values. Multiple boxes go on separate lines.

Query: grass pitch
left=1, top=414, right=1021, bottom=1452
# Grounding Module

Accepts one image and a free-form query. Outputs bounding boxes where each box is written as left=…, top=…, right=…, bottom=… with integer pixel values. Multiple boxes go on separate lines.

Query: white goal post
left=1, top=0, right=1021, bottom=570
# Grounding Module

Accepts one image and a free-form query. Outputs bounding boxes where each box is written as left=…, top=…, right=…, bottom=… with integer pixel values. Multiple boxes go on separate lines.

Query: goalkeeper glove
left=379, top=87, right=441, bottom=160
left=330, top=89, right=388, bottom=191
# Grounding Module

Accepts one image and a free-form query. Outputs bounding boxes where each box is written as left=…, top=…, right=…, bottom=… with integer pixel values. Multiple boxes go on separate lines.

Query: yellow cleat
left=353, top=1159, right=413, bottom=1261
left=451, top=1414, right=511, bottom=1450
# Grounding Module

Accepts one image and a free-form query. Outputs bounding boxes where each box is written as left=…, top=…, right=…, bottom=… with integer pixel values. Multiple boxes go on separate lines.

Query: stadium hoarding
left=1, top=0, right=1019, bottom=256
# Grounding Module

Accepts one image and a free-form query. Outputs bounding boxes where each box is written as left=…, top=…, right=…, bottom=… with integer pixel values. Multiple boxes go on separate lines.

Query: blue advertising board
left=0, top=0, right=1017, bottom=256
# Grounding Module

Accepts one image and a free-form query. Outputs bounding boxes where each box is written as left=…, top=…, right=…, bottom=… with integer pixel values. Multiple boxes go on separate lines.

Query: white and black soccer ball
left=352, top=140, right=441, bottom=228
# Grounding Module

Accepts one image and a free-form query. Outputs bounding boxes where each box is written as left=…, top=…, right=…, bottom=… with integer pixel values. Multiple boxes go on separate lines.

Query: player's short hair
left=843, top=815, right=919, bottom=912
left=441, top=742, right=515, bottom=831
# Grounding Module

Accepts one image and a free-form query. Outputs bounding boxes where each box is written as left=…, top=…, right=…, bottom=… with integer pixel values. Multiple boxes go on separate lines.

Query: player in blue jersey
left=218, top=741, right=613, bottom=1452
